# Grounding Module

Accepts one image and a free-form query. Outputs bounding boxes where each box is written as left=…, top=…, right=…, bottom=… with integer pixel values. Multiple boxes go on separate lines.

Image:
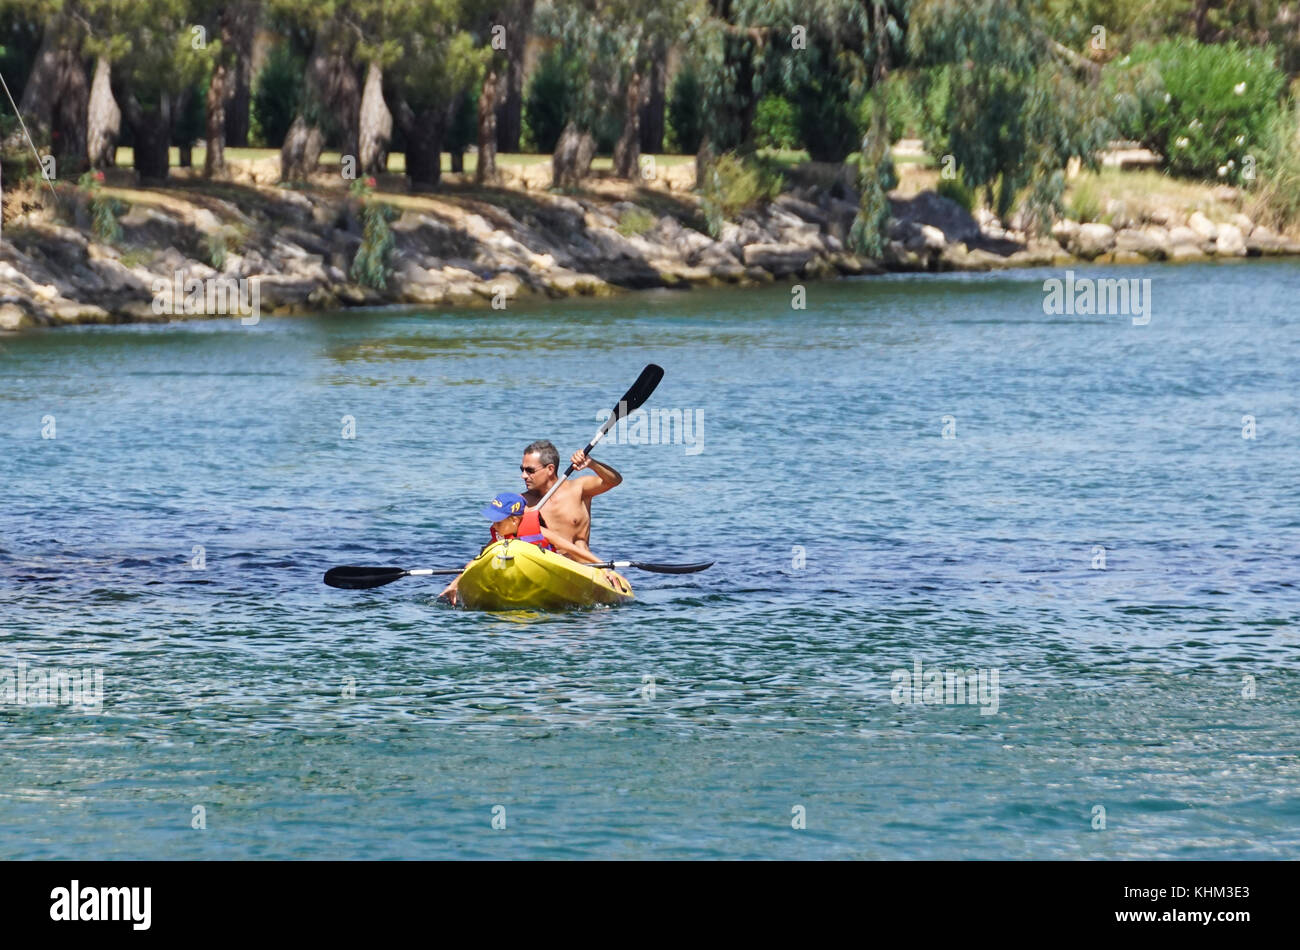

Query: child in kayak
left=438, top=492, right=605, bottom=605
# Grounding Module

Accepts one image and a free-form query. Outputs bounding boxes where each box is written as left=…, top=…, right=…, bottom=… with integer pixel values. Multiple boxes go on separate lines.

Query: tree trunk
left=495, top=0, right=533, bottom=154
left=639, top=52, right=666, bottom=155
left=204, top=9, right=235, bottom=179
left=476, top=68, right=499, bottom=184
left=695, top=134, right=715, bottom=190
left=14, top=17, right=89, bottom=172
left=51, top=42, right=90, bottom=177
left=358, top=62, right=392, bottom=176
left=404, top=118, right=443, bottom=191
left=225, top=3, right=257, bottom=147
left=281, top=29, right=360, bottom=181
left=280, top=115, right=324, bottom=180
left=123, top=93, right=175, bottom=184
left=1193, top=0, right=1215, bottom=44
left=612, top=73, right=641, bottom=180
left=312, top=47, right=361, bottom=164
left=552, top=121, right=595, bottom=189
left=87, top=57, right=121, bottom=169
left=16, top=21, right=62, bottom=144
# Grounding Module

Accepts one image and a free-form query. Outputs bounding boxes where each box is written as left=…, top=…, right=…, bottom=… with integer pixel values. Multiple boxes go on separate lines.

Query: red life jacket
left=490, top=508, right=554, bottom=551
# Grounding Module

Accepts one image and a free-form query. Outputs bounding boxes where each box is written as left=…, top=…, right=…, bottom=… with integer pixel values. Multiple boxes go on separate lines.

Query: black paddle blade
left=570, top=364, right=667, bottom=476
left=324, top=566, right=408, bottom=589
left=616, top=363, right=665, bottom=417
left=626, top=560, right=714, bottom=574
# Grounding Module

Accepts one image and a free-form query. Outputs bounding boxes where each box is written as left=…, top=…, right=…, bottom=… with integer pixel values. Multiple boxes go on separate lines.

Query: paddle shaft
left=532, top=363, right=663, bottom=513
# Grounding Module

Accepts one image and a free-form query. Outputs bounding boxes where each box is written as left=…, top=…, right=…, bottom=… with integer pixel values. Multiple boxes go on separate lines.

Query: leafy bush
left=666, top=65, right=704, bottom=154
left=349, top=177, right=398, bottom=289
left=848, top=108, right=897, bottom=258
left=251, top=43, right=305, bottom=149
left=78, top=170, right=123, bottom=244
left=936, top=175, right=974, bottom=213
left=790, top=80, right=861, bottom=162
left=1248, top=99, right=1300, bottom=232
left=615, top=206, right=656, bottom=237
left=860, top=72, right=926, bottom=142
left=699, top=152, right=783, bottom=237
left=1105, top=39, right=1285, bottom=183
left=1065, top=175, right=1103, bottom=223
left=753, top=94, right=800, bottom=150
left=522, top=47, right=578, bottom=153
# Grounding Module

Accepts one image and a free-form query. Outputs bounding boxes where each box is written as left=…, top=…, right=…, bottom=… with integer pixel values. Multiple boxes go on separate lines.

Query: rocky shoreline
left=2, top=178, right=1298, bottom=331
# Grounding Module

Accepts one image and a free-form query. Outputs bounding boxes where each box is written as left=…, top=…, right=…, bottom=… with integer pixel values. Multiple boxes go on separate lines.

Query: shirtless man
left=519, top=439, right=621, bottom=558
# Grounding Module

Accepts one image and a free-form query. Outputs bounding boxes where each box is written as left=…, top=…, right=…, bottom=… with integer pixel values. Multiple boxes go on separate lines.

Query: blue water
left=2, top=261, right=1298, bottom=858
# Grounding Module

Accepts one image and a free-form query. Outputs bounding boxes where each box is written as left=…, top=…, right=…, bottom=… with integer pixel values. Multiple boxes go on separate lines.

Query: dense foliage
left=1106, top=39, right=1285, bottom=184
left=2, top=0, right=1300, bottom=245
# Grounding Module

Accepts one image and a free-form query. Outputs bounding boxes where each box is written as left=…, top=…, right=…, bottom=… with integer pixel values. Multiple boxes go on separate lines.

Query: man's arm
left=569, top=450, right=622, bottom=498
left=541, top=527, right=603, bottom=564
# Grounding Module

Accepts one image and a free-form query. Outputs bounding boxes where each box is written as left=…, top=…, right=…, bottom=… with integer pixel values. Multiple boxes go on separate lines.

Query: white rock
left=1215, top=223, right=1246, bottom=256
left=920, top=224, right=947, bottom=250
left=1072, top=222, right=1116, bottom=259
left=1188, top=211, right=1218, bottom=241
left=1228, top=213, right=1254, bottom=234
left=1051, top=219, right=1080, bottom=242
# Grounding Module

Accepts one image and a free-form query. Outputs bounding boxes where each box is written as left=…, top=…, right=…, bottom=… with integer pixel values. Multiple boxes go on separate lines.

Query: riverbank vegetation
left=2, top=1, right=1299, bottom=328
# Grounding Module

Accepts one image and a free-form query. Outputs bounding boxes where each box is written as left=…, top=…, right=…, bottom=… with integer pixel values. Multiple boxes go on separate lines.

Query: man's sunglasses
left=520, top=464, right=552, bottom=474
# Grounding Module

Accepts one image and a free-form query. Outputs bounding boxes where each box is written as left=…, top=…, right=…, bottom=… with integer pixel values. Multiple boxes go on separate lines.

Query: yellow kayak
left=457, top=539, right=634, bottom=611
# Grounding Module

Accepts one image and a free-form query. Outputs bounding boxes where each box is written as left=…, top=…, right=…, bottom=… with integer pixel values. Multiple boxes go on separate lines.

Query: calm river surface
left=2, top=261, right=1298, bottom=858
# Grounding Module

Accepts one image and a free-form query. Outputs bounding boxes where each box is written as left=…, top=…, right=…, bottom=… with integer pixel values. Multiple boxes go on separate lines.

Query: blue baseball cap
left=481, top=492, right=527, bottom=522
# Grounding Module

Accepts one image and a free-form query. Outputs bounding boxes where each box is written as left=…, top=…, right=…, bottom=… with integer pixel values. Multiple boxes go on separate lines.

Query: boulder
left=919, top=224, right=947, bottom=250
left=1147, top=206, right=1182, bottom=228
left=889, top=191, right=980, bottom=245
left=1214, top=223, right=1247, bottom=257
left=1051, top=219, right=1080, bottom=244
left=1187, top=211, right=1217, bottom=241
left=1115, top=228, right=1167, bottom=260
left=1071, top=223, right=1115, bottom=260
left=773, top=194, right=828, bottom=225
left=1228, top=213, right=1255, bottom=234
left=741, top=243, right=815, bottom=275
left=1168, top=244, right=1206, bottom=262
left=1167, top=226, right=1200, bottom=246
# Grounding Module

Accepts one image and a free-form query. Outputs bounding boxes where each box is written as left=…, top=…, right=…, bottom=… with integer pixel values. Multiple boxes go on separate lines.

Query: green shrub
left=349, top=177, right=398, bottom=290
left=666, top=65, right=703, bottom=154
left=251, top=43, right=305, bottom=149
left=202, top=230, right=227, bottom=271
left=77, top=170, right=123, bottom=244
left=1065, top=175, right=1104, bottom=222
left=615, top=206, right=656, bottom=237
left=860, top=72, right=926, bottom=143
left=201, top=224, right=246, bottom=271
left=848, top=109, right=897, bottom=258
left=522, top=47, right=578, bottom=153
left=1105, top=39, right=1285, bottom=184
left=791, top=80, right=861, bottom=162
left=1248, top=99, right=1300, bottom=232
left=753, top=94, right=800, bottom=150
left=936, top=175, right=974, bottom=212
left=699, top=152, right=783, bottom=237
